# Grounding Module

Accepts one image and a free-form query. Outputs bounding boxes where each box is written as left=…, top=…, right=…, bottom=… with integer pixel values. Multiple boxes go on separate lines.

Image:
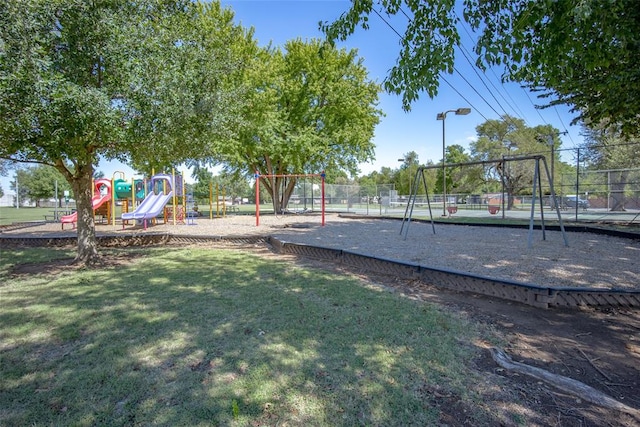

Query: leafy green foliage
left=9, top=169, right=29, bottom=207
left=0, top=1, right=252, bottom=263
left=465, top=0, right=640, bottom=135
left=436, top=144, right=479, bottom=195
left=323, top=0, right=640, bottom=135
left=124, top=2, right=255, bottom=173
left=215, top=39, right=382, bottom=212
left=0, top=159, right=13, bottom=177
left=581, top=124, right=640, bottom=210
left=470, top=116, right=562, bottom=208
left=9, top=165, right=71, bottom=206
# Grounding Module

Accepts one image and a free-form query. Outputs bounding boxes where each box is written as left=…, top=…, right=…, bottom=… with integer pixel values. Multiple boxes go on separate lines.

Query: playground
left=4, top=212, right=638, bottom=292
left=2, top=214, right=639, bottom=426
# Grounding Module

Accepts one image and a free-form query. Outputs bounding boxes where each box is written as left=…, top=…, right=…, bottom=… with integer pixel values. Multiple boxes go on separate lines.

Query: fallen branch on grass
left=490, top=347, right=639, bottom=417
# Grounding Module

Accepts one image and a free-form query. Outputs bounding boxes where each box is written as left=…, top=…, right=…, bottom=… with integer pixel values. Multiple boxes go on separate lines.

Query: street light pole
left=436, top=107, right=471, bottom=216
left=397, top=158, right=407, bottom=197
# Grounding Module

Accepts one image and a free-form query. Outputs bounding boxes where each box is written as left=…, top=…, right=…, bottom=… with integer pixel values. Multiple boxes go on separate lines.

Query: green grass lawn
left=0, top=247, right=490, bottom=426
left=0, top=206, right=53, bottom=225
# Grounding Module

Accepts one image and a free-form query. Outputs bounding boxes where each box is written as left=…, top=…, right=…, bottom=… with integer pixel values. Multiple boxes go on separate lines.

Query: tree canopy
left=212, top=38, right=382, bottom=212
left=322, top=0, right=640, bottom=135
left=0, top=1, right=252, bottom=263
left=470, top=115, right=562, bottom=209
left=9, top=165, right=71, bottom=207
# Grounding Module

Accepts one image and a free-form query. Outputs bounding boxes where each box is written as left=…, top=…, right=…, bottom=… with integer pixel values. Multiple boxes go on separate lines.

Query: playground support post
left=401, top=155, right=568, bottom=247
left=111, top=171, right=126, bottom=226
left=255, top=172, right=260, bottom=226
left=209, top=181, right=213, bottom=220
left=321, top=171, right=325, bottom=226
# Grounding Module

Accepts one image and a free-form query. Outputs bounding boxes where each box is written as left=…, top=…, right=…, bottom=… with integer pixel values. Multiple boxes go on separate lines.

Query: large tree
left=212, top=39, right=382, bottom=212
left=322, top=0, right=640, bottom=136
left=0, top=159, right=11, bottom=177
left=12, top=165, right=72, bottom=207
left=0, top=1, right=251, bottom=264
left=0, top=159, right=11, bottom=198
left=470, top=116, right=561, bottom=210
left=396, top=151, right=420, bottom=196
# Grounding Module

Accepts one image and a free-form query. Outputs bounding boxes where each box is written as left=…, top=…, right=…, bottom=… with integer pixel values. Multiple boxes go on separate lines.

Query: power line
left=521, top=87, right=548, bottom=124
left=371, top=7, right=403, bottom=40
left=392, top=5, right=530, bottom=127
left=440, top=75, right=489, bottom=121
left=373, top=1, right=586, bottom=153
left=488, top=67, right=529, bottom=122
left=554, top=106, right=577, bottom=146
left=456, top=16, right=530, bottom=122
left=372, top=6, right=488, bottom=121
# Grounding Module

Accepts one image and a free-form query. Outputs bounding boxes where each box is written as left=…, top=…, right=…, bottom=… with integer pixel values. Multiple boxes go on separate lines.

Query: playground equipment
left=60, top=178, right=112, bottom=229
left=400, top=155, right=569, bottom=248
left=111, top=171, right=146, bottom=226
left=254, top=171, right=326, bottom=227
left=207, top=182, right=235, bottom=219
left=121, top=173, right=175, bottom=229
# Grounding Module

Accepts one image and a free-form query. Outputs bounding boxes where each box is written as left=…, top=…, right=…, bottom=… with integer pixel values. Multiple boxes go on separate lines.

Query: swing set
left=254, top=171, right=326, bottom=227
left=400, top=155, right=569, bottom=248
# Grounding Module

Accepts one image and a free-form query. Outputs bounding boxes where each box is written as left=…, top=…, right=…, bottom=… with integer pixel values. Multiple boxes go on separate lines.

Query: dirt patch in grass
left=9, top=252, right=142, bottom=276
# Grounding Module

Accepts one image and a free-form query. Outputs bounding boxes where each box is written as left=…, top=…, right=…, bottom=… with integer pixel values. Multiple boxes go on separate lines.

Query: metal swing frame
left=400, top=155, right=569, bottom=248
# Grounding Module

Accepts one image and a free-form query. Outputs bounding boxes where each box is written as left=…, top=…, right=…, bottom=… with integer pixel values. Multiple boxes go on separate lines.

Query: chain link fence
left=285, top=183, right=397, bottom=215
left=263, top=170, right=639, bottom=223
left=19, top=165, right=639, bottom=225
left=557, top=168, right=640, bottom=211
left=320, top=168, right=639, bottom=223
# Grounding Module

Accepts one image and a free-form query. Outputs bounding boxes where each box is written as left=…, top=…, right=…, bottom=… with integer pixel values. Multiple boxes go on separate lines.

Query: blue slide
left=122, top=173, right=174, bottom=228
left=122, top=191, right=173, bottom=221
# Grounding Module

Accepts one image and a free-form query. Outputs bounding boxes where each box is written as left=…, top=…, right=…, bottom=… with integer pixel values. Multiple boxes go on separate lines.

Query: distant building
left=0, top=192, right=36, bottom=208
left=0, top=192, right=15, bottom=207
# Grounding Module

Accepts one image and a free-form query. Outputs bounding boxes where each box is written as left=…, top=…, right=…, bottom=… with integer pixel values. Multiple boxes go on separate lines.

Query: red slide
left=61, top=178, right=112, bottom=229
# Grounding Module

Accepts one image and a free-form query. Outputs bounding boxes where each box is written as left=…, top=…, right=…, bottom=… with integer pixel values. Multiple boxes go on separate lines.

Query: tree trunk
left=506, top=181, right=515, bottom=210
left=70, top=164, right=100, bottom=265
left=609, top=170, right=628, bottom=211
left=261, top=176, right=298, bottom=213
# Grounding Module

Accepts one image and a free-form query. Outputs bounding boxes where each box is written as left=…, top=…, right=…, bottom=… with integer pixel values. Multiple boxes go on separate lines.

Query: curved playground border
left=2, top=228, right=639, bottom=309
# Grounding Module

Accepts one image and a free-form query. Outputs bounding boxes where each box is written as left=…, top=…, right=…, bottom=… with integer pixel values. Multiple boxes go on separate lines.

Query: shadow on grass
left=1, top=247, right=542, bottom=426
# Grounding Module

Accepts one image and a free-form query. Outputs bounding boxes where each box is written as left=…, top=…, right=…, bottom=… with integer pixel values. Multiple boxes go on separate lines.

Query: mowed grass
left=1, top=247, right=484, bottom=426
left=0, top=207, right=53, bottom=225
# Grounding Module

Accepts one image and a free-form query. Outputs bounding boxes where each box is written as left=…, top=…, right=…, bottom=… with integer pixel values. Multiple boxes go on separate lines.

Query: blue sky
left=214, top=0, right=583, bottom=174
left=2, top=0, right=584, bottom=193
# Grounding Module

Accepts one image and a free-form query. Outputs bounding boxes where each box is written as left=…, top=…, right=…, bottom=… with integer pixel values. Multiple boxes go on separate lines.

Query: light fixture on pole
left=436, top=107, right=471, bottom=216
